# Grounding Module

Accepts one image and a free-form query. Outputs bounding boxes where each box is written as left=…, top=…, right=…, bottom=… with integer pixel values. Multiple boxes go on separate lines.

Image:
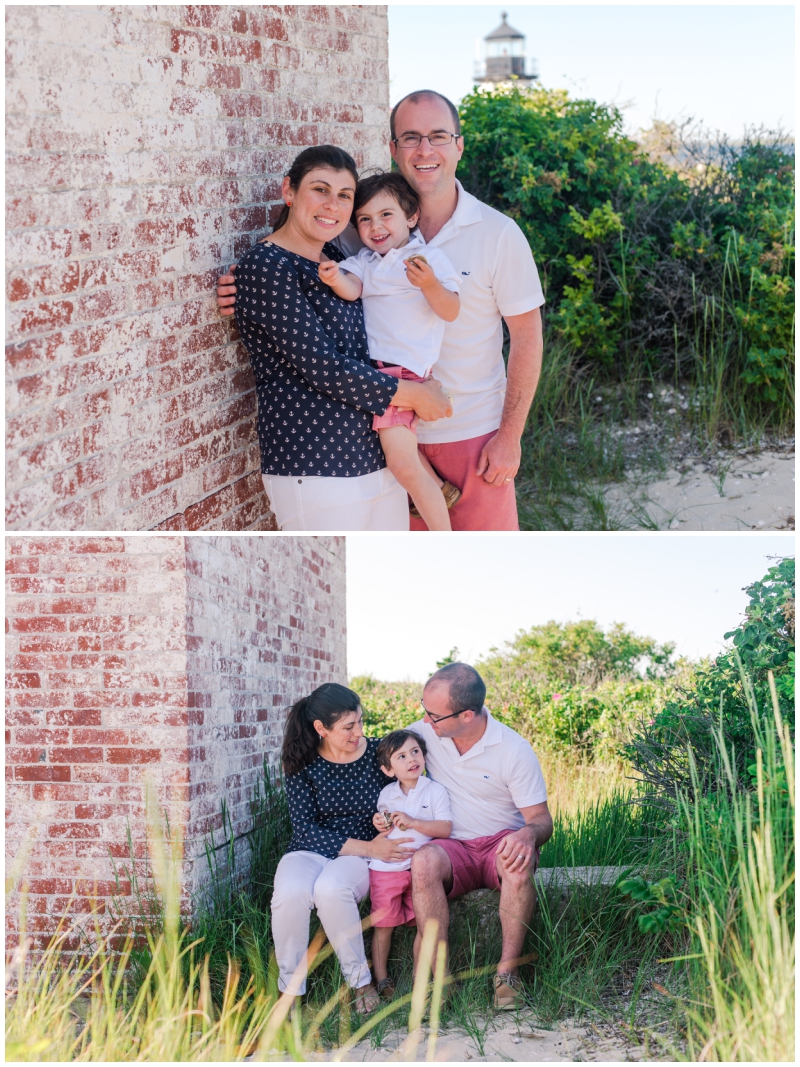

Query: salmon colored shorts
left=434, top=829, right=541, bottom=900
left=373, top=363, right=428, bottom=432
left=369, top=868, right=416, bottom=927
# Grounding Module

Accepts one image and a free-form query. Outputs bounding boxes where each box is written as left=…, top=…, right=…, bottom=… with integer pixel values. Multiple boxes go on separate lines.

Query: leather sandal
left=353, top=982, right=380, bottom=1015
left=376, top=976, right=396, bottom=1000
left=409, top=481, right=462, bottom=519
left=493, top=972, right=522, bottom=1011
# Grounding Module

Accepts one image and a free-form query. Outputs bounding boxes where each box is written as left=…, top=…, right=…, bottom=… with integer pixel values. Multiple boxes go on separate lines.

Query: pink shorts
left=434, top=829, right=540, bottom=900
left=373, top=364, right=428, bottom=433
left=410, top=431, right=520, bottom=531
left=369, top=868, right=416, bottom=928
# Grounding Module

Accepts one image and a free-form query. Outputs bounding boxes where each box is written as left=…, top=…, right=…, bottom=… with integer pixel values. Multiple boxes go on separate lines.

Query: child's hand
left=373, top=810, right=394, bottom=832
left=318, top=260, right=341, bottom=287
left=404, top=256, right=437, bottom=292
left=391, top=811, right=416, bottom=832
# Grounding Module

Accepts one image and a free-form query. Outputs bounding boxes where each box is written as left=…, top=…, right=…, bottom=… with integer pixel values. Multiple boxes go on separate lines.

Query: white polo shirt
left=407, top=712, right=547, bottom=841
left=338, top=234, right=461, bottom=379
left=336, top=182, right=544, bottom=443
left=369, top=773, right=453, bottom=872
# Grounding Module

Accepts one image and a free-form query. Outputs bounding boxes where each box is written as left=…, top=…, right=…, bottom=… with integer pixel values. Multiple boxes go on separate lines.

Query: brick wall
left=182, top=535, right=347, bottom=896
left=6, top=5, right=390, bottom=531
left=5, top=534, right=347, bottom=948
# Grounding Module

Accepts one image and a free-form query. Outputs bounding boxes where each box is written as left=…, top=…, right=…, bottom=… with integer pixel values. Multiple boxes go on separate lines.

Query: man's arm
left=495, top=800, right=553, bottom=873
left=475, top=306, right=543, bottom=485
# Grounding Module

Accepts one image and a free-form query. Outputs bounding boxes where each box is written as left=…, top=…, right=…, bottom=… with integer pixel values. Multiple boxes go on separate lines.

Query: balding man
left=217, top=90, right=545, bottom=531
left=406, top=662, right=552, bottom=1010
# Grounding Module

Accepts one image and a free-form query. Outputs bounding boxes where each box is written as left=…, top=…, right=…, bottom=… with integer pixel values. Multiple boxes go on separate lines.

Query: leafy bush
left=458, top=86, right=795, bottom=423
left=474, top=620, right=689, bottom=762
left=355, top=620, right=692, bottom=764
left=624, top=557, right=795, bottom=798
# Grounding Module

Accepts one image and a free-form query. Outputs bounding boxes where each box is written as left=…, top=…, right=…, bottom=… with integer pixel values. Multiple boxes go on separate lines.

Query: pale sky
left=346, top=533, right=793, bottom=680
left=388, top=4, right=795, bottom=139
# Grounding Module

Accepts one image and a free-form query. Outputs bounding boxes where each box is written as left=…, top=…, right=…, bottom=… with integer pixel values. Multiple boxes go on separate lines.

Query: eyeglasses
left=392, top=132, right=462, bottom=149
left=421, top=701, right=476, bottom=724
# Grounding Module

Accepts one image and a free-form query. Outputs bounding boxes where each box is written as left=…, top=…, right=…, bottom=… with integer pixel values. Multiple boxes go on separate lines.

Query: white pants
left=271, top=850, right=372, bottom=994
left=262, top=468, right=409, bottom=531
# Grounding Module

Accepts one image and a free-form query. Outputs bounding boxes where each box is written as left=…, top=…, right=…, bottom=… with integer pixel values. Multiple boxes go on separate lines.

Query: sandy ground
left=604, top=448, right=795, bottom=530
left=295, top=1016, right=652, bottom=1062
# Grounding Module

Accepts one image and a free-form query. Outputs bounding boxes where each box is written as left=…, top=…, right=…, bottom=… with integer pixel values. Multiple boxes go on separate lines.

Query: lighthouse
left=474, top=12, right=539, bottom=89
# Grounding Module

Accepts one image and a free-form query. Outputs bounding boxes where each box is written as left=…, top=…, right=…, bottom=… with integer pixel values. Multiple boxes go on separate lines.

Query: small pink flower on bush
left=552, top=693, right=563, bottom=701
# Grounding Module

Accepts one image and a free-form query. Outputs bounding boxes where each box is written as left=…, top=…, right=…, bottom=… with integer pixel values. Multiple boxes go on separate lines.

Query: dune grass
left=6, top=686, right=793, bottom=1060
left=516, top=323, right=792, bottom=532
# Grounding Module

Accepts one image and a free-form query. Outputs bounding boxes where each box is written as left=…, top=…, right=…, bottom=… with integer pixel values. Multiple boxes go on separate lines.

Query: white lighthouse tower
left=474, top=12, right=539, bottom=89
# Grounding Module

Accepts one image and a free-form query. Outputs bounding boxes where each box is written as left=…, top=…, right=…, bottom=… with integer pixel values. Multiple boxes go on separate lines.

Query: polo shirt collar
left=428, top=180, right=482, bottom=246
left=364, top=231, right=426, bottom=268
left=382, top=773, right=431, bottom=799
left=450, top=709, right=503, bottom=762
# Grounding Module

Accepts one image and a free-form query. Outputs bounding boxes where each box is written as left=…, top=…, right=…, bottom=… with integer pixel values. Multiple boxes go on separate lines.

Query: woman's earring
left=287, top=201, right=292, bottom=207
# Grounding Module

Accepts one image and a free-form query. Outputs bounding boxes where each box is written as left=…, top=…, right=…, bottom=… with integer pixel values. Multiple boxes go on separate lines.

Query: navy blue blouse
left=235, top=241, right=399, bottom=477
left=285, top=737, right=386, bottom=859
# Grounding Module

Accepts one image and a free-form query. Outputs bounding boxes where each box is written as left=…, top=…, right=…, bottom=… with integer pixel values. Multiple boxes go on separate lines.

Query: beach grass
left=6, top=687, right=793, bottom=1061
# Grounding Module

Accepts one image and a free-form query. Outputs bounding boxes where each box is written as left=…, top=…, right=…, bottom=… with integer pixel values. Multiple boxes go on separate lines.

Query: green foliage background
left=457, top=86, right=795, bottom=422
left=625, top=556, right=795, bottom=797
left=355, top=619, right=693, bottom=763
left=355, top=560, right=794, bottom=786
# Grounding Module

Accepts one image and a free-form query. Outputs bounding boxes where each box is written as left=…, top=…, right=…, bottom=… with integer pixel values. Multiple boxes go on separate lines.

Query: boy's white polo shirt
left=336, top=182, right=546, bottom=443
left=369, top=773, right=453, bottom=872
left=338, top=234, right=460, bottom=379
left=407, top=712, right=547, bottom=841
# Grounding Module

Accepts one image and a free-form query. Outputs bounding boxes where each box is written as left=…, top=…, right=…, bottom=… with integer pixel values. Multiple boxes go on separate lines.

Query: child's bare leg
left=418, top=450, right=443, bottom=488
left=379, top=427, right=451, bottom=531
left=372, top=926, right=394, bottom=983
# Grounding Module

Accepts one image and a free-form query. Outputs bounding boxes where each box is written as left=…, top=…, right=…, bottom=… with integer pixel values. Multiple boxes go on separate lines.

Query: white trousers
left=271, top=850, right=372, bottom=994
left=262, top=468, right=409, bottom=531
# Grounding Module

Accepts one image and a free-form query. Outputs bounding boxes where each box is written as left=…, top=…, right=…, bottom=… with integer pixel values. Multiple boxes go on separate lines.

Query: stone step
left=445, top=866, right=635, bottom=964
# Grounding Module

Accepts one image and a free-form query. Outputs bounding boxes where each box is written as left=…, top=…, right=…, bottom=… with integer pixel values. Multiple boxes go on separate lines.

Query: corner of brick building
left=5, top=5, right=389, bottom=531
left=5, top=536, right=347, bottom=951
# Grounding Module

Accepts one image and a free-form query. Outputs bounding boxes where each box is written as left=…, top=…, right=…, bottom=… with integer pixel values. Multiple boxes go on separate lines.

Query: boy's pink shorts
left=369, top=868, right=416, bottom=928
left=435, top=829, right=541, bottom=900
left=373, top=363, right=427, bottom=432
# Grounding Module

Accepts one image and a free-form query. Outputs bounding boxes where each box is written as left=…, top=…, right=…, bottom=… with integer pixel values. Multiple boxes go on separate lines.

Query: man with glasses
left=216, top=89, right=544, bottom=530
left=406, top=661, right=552, bottom=1010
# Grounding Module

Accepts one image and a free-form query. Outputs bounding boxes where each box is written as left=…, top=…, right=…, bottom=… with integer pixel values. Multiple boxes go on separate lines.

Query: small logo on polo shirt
left=462, top=271, right=471, bottom=276
left=483, top=774, right=490, bottom=779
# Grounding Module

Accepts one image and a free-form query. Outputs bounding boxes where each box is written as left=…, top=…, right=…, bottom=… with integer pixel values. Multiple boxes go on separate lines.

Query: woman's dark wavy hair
left=281, top=682, right=362, bottom=776
left=271, top=145, right=359, bottom=234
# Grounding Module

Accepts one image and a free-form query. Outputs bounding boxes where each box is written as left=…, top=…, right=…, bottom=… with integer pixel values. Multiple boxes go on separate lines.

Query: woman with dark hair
left=271, top=682, right=412, bottom=1014
left=232, top=145, right=452, bottom=530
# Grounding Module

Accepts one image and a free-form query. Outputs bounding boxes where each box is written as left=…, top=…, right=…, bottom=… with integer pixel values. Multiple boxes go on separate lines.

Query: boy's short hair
left=376, top=729, right=427, bottom=771
left=353, top=172, right=420, bottom=222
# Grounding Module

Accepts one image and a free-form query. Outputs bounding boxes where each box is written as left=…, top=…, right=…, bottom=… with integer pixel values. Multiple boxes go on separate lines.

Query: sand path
left=300, top=1016, right=651, bottom=1062
left=604, top=448, right=794, bottom=530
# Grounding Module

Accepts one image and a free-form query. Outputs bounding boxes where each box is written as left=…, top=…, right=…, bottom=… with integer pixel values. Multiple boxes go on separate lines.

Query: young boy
left=318, top=173, right=461, bottom=532
left=369, top=729, right=453, bottom=999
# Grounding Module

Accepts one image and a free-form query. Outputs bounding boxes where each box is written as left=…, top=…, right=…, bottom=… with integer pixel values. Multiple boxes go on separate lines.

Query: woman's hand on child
left=417, top=378, right=453, bottom=421
left=318, top=261, right=341, bottom=287
left=370, top=834, right=415, bottom=864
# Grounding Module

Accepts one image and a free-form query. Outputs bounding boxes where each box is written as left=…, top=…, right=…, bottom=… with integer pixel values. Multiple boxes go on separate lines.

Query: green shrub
left=458, top=85, right=795, bottom=423
left=355, top=620, right=692, bottom=764
left=624, top=557, right=795, bottom=798
left=474, top=620, right=689, bottom=762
